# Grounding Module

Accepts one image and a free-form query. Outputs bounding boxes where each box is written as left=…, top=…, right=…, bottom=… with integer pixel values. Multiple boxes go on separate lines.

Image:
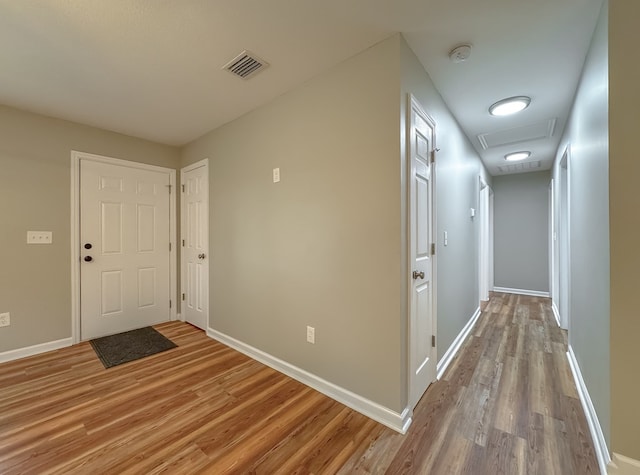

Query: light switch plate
left=27, top=231, right=53, bottom=244
left=0, top=312, right=10, bottom=327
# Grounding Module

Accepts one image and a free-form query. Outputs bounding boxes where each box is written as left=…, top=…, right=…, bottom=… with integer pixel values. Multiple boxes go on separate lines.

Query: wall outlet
left=27, top=231, right=53, bottom=244
left=273, top=168, right=280, bottom=183
left=0, top=312, right=10, bottom=327
left=306, top=325, right=315, bottom=344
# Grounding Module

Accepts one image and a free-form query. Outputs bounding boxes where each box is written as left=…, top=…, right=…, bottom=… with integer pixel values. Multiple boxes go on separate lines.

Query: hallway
left=341, top=292, right=598, bottom=474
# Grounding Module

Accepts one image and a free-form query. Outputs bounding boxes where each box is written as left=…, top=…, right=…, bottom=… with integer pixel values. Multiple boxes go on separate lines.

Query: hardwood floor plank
left=428, top=435, right=476, bottom=474
left=147, top=444, right=211, bottom=475
left=251, top=396, right=345, bottom=473
left=335, top=425, right=402, bottom=474
left=384, top=385, right=465, bottom=474
left=483, top=428, right=527, bottom=475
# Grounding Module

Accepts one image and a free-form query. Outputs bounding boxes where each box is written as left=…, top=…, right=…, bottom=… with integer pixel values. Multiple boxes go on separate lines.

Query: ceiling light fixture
left=489, top=96, right=531, bottom=116
left=504, top=151, right=531, bottom=161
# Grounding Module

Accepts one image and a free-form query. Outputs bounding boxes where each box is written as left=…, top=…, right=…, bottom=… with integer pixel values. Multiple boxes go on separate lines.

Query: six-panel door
left=80, top=160, right=171, bottom=340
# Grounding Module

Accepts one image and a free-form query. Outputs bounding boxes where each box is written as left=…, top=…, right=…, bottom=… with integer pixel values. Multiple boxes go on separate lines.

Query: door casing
left=70, top=151, right=177, bottom=344
left=556, top=146, right=571, bottom=330
left=479, top=177, right=494, bottom=303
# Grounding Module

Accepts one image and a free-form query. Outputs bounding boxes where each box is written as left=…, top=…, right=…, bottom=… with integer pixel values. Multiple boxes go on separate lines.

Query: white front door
left=408, top=95, right=437, bottom=409
left=181, top=159, right=209, bottom=330
left=80, top=159, right=172, bottom=340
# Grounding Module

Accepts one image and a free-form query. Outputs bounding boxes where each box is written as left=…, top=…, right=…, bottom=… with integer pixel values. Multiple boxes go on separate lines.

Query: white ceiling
left=0, top=0, right=603, bottom=175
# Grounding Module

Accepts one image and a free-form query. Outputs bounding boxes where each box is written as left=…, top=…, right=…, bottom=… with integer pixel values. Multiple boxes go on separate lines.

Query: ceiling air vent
left=478, top=119, right=557, bottom=150
left=497, top=160, right=542, bottom=174
left=222, top=50, right=269, bottom=80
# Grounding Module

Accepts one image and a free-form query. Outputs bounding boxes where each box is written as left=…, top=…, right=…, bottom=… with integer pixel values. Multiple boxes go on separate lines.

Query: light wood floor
left=0, top=293, right=597, bottom=474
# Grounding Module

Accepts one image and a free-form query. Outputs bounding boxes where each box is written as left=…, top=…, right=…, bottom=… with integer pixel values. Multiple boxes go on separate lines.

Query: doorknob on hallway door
left=412, top=270, right=424, bottom=280
left=84, top=256, right=93, bottom=262
left=198, top=253, right=206, bottom=260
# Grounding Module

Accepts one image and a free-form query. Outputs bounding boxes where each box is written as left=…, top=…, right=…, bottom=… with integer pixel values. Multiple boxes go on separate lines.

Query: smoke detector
left=449, top=44, right=472, bottom=63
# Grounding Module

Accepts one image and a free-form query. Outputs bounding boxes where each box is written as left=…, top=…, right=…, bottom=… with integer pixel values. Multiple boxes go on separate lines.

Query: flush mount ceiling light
left=489, top=96, right=531, bottom=116
left=504, top=151, right=531, bottom=161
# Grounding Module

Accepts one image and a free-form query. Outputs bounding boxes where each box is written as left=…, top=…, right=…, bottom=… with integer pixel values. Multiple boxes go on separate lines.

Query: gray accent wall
left=493, top=171, right=550, bottom=293
left=0, top=105, right=180, bottom=353
left=553, top=1, right=609, bottom=447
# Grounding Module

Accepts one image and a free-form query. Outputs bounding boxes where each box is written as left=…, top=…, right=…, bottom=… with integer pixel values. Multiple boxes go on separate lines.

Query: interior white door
left=181, top=160, right=209, bottom=330
left=408, top=96, right=437, bottom=409
left=80, top=159, right=171, bottom=340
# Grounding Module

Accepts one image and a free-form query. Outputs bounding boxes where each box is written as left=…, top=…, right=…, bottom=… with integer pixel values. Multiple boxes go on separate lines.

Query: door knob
left=198, top=253, right=206, bottom=260
left=412, top=270, right=424, bottom=280
left=84, top=256, right=93, bottom=262
left=84, top=243, right=92, bottom=250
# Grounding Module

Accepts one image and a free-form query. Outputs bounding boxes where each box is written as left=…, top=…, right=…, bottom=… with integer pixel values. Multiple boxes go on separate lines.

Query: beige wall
left=609, top=1, right=640, bottom=462
left=0, top=105, right=180, bottom=353
left=182, top=37, right=405, bottom=411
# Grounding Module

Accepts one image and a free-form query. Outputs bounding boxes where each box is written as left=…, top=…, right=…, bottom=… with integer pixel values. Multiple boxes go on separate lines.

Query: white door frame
left=556, top=146, right=571, bottom=330
left=70, top=151, right=177, bottom=344
left=180, top=158, right=209, bottom=328
left=406, top=94, right=438, bottom=410
left=489, top=190, right=494, bottom=293
left=549, top=178, right=557, bottom=305
left=549, top=178, right=560, bottom=302
left=479, top=177, right=493, bottom=303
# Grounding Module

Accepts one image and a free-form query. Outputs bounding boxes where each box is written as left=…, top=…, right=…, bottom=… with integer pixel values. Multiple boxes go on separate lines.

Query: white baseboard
left=567, top=346, right=611, bottom=475
left=551, top=302, right=561, bottom=327
left=493, top=287, right=550, bottom=298
left=206, top=327, right=411, bottom=434
left=609, top=453, right=640, bottom=475
left=0, top=337, right=73, bottom=364
left=437, top=306, right=481, bottom=380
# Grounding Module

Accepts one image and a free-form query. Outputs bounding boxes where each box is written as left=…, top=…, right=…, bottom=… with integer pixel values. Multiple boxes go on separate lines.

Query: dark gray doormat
left=90, top=327, right=177, bottom=369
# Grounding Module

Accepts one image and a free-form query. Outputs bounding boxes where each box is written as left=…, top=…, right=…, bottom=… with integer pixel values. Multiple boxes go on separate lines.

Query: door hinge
left=182, top=239, right=185, bottom=247
left=182, top=293, right=186, bottom=301
left=167, top=184, right=172, bottom=194
left=181, top=184, right=185, bottom=192
left=169, top=300, right=172, bottom=309
left=431, top=243, right=436, bottom=256
left=432, top=335, right=436, bottom=347
left=169, top=242, right=172, bottom=251
left=430, top=150, right=436, bottom=164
